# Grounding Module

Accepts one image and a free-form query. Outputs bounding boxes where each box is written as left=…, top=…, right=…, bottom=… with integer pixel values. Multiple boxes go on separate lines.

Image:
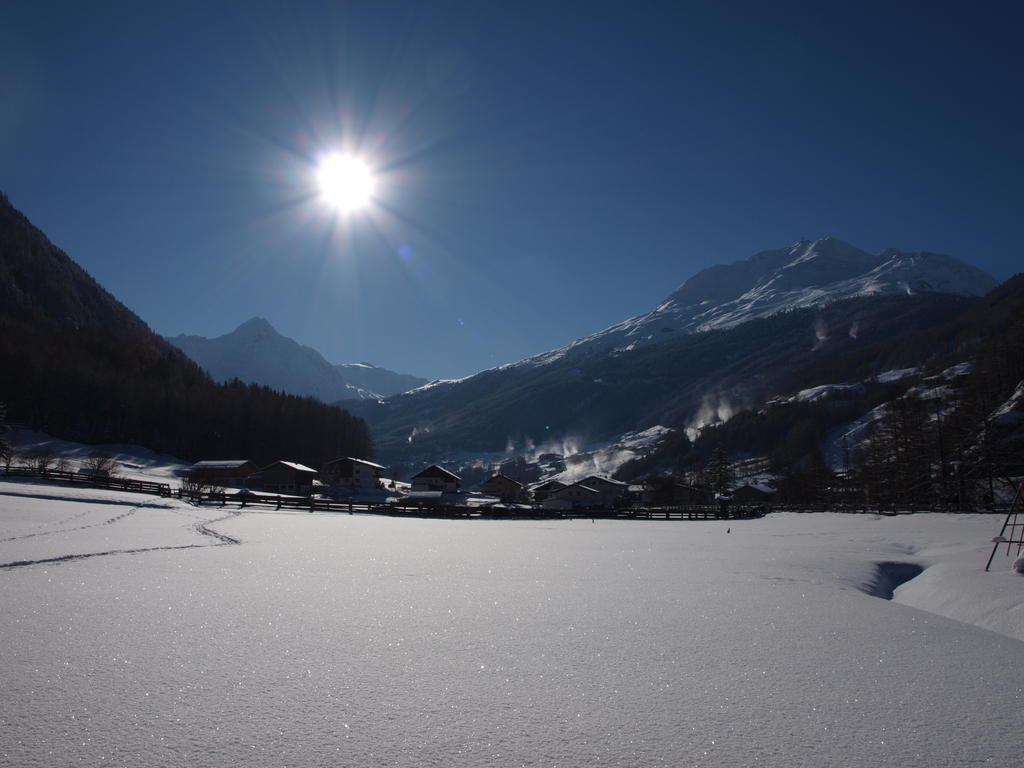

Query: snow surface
left=12, top=431, right=190, bottom=482
left=793, top=382, right=863, bottom=403
left=2, top=476, right=1023, bottom=767
left=875, top=367, right=918, bottom=384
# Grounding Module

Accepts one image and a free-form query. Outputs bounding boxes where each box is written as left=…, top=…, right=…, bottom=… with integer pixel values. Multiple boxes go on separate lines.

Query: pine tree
left=705, top=447, right=735, bottom=496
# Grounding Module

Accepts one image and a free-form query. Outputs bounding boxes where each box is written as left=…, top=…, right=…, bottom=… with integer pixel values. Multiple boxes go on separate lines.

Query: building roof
left=191, top=460, right=252, bottom=470
left=411, top=464, right=461, bottom=481
left=406, top=490, right=444, bottom=500
left=260, top=460, right=318, bottom=474
left=531, top=479, right=567, bottom=491
left=558, top=483, right=600, bottom=495
left=581, top=475, right=628, bottom=487
left=482, top=473, right=524, bottom=488
left=324, top=456, right=386, bottom=470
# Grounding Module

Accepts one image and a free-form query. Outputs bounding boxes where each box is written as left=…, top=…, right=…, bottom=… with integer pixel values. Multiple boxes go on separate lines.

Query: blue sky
left=3, top=1, right=1022, bottom=379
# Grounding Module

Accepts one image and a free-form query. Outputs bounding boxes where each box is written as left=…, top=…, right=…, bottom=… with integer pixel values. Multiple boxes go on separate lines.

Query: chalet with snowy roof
left=731, top=482, right=775, bottom=504
left=577, top=475, right=629, bottom=507
left=249, top=461, right=318, bottom=496
left=410, top=465, right=461, bottom=493
left=479, top=473, right=527, bottom=502
left=543, top=482, right=601, bottom=510
left=404, top=490, right=445, bottom=506
left=187, top=459, right=257, bottom=489
left=530, top=479, right=567, bottom=503
left=322, top=457, right=386, bottom=491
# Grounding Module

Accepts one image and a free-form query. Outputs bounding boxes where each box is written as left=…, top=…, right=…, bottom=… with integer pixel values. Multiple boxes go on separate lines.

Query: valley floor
left=1, top=479, right=1022, bottom=767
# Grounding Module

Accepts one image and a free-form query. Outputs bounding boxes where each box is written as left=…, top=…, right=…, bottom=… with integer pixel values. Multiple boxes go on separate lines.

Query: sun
left=317, top=154, right=375, bottom=213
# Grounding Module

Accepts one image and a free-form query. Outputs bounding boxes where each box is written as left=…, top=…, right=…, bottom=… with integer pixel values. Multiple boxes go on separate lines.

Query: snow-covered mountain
left=521, top=238, right=997, bottom=367
left=167, top=318, right=426, bottom=402
left=350, top=237, right=1003, bottom=464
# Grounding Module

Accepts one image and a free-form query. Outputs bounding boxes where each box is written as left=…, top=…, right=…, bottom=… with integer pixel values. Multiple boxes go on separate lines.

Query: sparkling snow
left=1, top=480, right=1023, bottom=767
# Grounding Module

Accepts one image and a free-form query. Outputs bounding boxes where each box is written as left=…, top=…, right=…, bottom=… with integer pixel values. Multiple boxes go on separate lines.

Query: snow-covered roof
left=531, top=479, right=567, bottom=491
left=411, top=464, right=461, bottom=481
left=324, top=456, right=387, bottom=470
left=405, top=490, right=444, bottom=500
left=482, top=473, right=524, bottom=487
left=581, top=475, right=628, bottom=487
left=261, top=461, right=317, bottom=474
left=560, top=483, right=600, bottom=495
left=191, top=459, right=251, bottom=470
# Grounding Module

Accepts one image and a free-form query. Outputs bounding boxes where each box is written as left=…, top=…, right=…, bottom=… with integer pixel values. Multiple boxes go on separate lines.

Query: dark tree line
left=0, top=313, right=373, bottom=469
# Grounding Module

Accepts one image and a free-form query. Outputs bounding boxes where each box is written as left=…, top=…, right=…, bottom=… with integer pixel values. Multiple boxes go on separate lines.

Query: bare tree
left=83, top=450, right=117, bottom=478
left=180, top=470, right=224, bottom=503
left=26, top=448, right=56, bottom=475
left=180, top=473, right=209, bottom=502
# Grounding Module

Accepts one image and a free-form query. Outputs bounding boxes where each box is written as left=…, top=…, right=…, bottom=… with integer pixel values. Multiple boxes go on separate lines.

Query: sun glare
left=317, top=154, right=375, bottom=213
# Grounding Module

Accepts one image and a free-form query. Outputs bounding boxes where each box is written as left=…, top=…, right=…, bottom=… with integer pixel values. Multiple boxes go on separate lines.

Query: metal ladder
left=985, top=483, right=1024, bottom=571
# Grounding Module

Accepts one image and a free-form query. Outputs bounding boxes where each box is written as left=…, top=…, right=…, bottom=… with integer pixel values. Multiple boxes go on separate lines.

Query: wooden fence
left=3, top=466, right=172, bottom=497
left=10, top=467, right=1001, bottom=518
left=178, top=491, right=764, bottom=520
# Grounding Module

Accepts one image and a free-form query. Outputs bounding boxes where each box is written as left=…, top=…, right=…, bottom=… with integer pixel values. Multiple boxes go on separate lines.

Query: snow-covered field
left=1, top=478, right=1023, bottom=767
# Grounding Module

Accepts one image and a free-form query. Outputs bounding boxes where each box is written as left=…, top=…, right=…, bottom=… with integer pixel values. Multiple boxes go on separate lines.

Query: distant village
left=186, top=455, right=772, bottom=512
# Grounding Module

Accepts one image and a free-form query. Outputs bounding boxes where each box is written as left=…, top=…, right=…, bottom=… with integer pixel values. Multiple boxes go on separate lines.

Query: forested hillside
left=617, top=274, right=1024, bottom=507
left=0, top=193, right=372, bottom=467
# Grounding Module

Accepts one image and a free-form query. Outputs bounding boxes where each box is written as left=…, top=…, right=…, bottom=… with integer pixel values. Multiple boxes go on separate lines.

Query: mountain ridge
left=168, top=318, right=427, bottom=402
left=511, top=237, right=996, bottom=371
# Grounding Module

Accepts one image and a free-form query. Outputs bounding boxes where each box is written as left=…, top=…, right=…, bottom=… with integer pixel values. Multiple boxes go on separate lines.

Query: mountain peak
left=168, top=321, right=429, bottom=401
left=235, top=316, right=277, bottom=335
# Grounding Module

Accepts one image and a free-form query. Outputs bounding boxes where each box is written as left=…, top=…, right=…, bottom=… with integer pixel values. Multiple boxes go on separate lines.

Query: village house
left=410, top=465, right=461, bottom=493
left=479, top=472, right=528, bottom=502
left=543, top=482, right=602, bottom=510
left=577, top=475, right=629, bottom=507
left=530, top=479, right=567, bottom=503
left=731, top=482, right=775, bottom=504
left=322, top=456, right=386, bottom=492
left=186, top=459, right=258, bottom=489
left=248, top=461, right=318, bottom=496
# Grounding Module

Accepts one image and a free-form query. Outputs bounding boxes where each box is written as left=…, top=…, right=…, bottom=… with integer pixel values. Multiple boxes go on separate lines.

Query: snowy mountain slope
left=170, top=318, right=369, bottom=401
left=354, top=239, right=1008, bottom=466
left=168, top=318, right=426, bottom=402
left=520, top=238, right=997, bottom=368
left=333, top=362, right=428, bottom=400
left=353, top=292, right=977, bottom=463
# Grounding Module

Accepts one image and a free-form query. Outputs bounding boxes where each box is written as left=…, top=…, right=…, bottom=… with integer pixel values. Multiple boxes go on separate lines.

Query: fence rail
left=3, top=466, right=172, bottom=497
left=176, top=492, right=764, bottom=520
left=4, top=468, right=1007, bottom=519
